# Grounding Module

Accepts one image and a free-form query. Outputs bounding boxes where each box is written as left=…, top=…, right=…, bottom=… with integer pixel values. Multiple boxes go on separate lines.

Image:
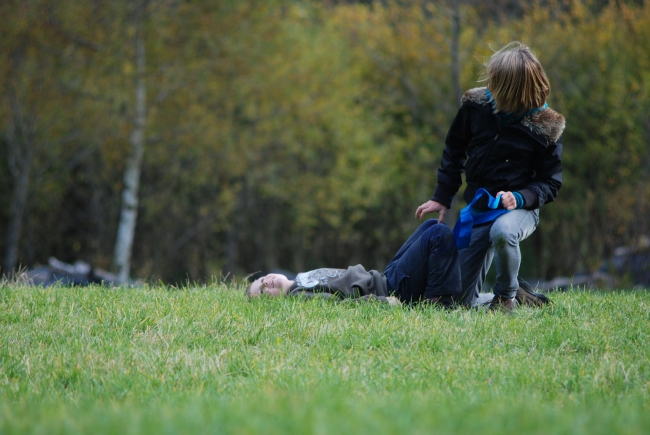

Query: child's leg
left=458, top=224, right=493, bottom=307
left=421, top=225, right=461, bottom=302
left=489, top=209, right=539, bottom=299
left=384, top=219, right=439, bottom=273
left=384, top=223, right=461, bottom=304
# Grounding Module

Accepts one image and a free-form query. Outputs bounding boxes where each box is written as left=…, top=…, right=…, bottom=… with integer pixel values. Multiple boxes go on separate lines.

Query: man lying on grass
left=246, top=220, right=549, bottom=311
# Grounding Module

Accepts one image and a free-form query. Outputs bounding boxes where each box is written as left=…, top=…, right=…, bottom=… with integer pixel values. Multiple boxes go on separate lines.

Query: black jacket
left=432, top=87, right=565, bottom=210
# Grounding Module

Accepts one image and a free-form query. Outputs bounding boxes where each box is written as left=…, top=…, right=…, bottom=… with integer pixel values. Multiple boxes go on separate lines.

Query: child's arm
left=291, top=291, right=400, bottom=306
left=434, top=106, right=475, bottom=208
left=520, top=137, right=563, bottom=209
left=338, top=295, right=401, bottom=305
left=291, top=291, right=338, bottom=301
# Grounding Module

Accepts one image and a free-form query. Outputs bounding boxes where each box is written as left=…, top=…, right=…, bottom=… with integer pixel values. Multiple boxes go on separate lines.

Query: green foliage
left=0, top=284, right=649, bottom=433
left=1, top=0, right=649, bottom=281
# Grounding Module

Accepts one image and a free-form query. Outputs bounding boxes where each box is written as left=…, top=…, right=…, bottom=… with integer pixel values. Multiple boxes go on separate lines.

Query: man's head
left=482, top=41, right=550, bottom=115
left=245, top=273, right=294, bottom=298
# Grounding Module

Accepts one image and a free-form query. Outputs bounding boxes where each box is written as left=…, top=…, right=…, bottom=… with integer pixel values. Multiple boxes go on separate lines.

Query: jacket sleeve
left=337, top=295, right=395, bottom=304
left=520, top=136, right=563, bottom=209
left=432, top=106, right=474, bottom=208
left=290, top=290, right=339, bottom=300
left=290, top=291, right=394, bottom=305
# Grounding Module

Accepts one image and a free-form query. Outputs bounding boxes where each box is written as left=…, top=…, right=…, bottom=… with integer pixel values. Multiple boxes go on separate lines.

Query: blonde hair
left=481, top=42, right=550, bottom=115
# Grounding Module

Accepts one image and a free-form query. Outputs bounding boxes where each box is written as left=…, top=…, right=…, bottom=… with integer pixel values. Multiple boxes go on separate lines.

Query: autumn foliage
left=1, top=0, right=648, bottom=283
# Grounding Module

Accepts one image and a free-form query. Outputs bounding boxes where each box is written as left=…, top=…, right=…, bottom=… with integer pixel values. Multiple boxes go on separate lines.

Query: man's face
left=248, top=273, right=292, bottom=298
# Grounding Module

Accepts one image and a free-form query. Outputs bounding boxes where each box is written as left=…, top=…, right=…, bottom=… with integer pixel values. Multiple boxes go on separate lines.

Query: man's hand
left=497, top=191, right=516, bottom=210
left=415, top=200, right=448, bottom=223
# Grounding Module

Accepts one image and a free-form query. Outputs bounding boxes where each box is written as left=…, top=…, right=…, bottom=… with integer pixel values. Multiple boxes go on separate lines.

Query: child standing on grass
left=415, top=41, right=565, bottom=311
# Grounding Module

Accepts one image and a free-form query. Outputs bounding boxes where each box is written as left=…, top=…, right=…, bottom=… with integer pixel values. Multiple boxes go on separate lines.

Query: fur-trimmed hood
left=461, top=87, right=565, bottom=143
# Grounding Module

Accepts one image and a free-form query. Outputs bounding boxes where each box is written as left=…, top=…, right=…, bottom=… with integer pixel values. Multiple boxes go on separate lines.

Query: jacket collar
left=461, top=87, right=566, bottom=144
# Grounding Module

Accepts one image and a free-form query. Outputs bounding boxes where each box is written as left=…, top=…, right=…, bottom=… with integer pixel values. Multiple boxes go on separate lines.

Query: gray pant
left=460, top=209, right=539, bottom=306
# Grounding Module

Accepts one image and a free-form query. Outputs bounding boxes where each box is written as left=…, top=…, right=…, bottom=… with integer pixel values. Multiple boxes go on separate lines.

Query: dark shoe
left=488, top=295, right=516, bottom=313
left=515, top=278, right=550, bottom=307
left=423, top=295, right=455, bottom=309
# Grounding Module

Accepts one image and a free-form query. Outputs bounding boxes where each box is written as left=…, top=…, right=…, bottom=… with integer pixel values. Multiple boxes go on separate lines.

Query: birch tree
left=113, top=0, right=149, bottom=283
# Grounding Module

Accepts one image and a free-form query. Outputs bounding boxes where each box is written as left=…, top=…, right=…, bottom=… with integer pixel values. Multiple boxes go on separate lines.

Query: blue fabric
left=383, top=220, right=462, bottom=304
left=512, top=191, right=524, bottom=209
left=453, top=188, right=510, bottom=249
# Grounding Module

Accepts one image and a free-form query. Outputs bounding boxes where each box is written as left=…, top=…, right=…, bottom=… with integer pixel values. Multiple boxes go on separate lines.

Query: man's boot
left=515, top=278, right=551, bottom=307
left=488, top=295, right=517, bottom=313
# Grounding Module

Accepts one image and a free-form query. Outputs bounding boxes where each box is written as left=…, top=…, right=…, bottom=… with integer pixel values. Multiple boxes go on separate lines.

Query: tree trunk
left=450, top=0, right=462, bottom=104
left=4, top=155, right=32, bottom=276
left=634, top=118, right=650, bottom=240
left=225, top=192, right=244, bottom=278
left=113, top=1, right=147, bottom=283
left=3, top=91, right=35, bottom=277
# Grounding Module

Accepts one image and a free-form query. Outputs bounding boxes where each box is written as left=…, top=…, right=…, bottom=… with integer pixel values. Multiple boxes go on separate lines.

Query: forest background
left=1, top=0, right=649, bottom=285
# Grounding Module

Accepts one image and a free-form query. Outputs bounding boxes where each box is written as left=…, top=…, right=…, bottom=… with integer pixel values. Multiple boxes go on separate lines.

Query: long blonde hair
left=481, top=42, right=550, bottom=115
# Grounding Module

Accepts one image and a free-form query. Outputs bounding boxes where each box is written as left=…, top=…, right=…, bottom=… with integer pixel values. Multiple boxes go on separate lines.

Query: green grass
left=0, top=283, right=649, bottom=434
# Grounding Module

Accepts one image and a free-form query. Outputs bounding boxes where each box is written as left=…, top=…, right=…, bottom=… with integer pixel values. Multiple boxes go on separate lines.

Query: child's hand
left=415, top=200, right=448, bottom=223
left=497, top=191, right=517, bottom=210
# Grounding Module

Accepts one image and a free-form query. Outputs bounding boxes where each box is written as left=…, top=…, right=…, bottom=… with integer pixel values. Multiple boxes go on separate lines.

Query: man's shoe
left=488, top=295, right=517, bottom=313
left=423, top=295, right=455, bottom=309
left=515, top=278, right=550, bottom=307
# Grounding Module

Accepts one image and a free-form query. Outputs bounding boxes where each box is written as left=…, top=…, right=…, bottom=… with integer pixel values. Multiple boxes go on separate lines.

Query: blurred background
left=1, top=0, right=649, bottom=286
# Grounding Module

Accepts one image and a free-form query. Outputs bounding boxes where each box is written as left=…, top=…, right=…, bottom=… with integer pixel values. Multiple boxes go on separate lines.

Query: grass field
left=0, top=282, right=649, bottom=435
